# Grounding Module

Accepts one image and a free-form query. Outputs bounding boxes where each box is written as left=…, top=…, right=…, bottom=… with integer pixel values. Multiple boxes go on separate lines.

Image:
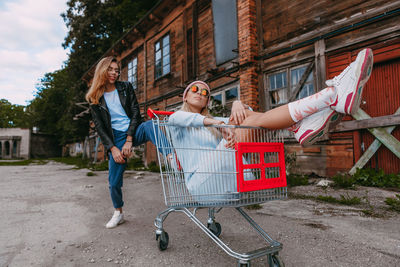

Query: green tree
left=30, top=0, right=158, bottom=145
left=0, top=99, right=30, bottom=128
left=62, top=0, right=158, bottom=77
left=28, top=69, right=89, bottom=144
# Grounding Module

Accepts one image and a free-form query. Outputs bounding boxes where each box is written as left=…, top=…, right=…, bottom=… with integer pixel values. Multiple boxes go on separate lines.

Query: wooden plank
left=349, top=107, right=400, bottom=174
left=353, top=130, right=361, bottom=164
left=333, top=113, right=400, bottom=132
left=314, top=39, right=326, bottom=92
left=352, top=108, right=400, bottom=159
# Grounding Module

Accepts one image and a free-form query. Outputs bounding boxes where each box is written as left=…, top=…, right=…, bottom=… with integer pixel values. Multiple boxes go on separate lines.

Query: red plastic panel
left=147, top=108, right=174, bottom=119
left=235, top=142, right=287, bottom=192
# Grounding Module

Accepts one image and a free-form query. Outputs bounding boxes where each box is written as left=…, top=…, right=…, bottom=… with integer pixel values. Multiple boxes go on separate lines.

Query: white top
left=168, top=111, right=254, bottom=201
left=103, top=89, right=130, bottom=132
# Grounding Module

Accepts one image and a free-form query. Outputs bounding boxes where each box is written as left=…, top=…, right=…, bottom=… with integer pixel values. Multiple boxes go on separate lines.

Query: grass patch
left=338, top=194, right=361, bottom=205
left=385, top=194, right=400, bottom=212
left=126, top=157, right=145, bottom=170
left=359, top=209, right=384, bottom=218
left=50, top=157, right=107, bottom=170
left=316, top=195, right=337, bottom=203
left=86, top=171, right=96, bottom=176
left=320, top=168, right=400, bottom=190
left=50, top=157, right=91, bottom=169
left=353, top=168, right=400, bottom=189
left=316, top=194, right=361, bottom=205
left=332, top=173, right=356, bottom=189
left=90, top=160, right=109, bottom=171
left=48, top=156, right=161, bottom=173
left=147, top=161, right=162, bottom=172
left=290, top=192, right=361, bottom=206
left=245, top=204, right=262, bottom=210
left=287, top=174, right=309, bottom=187
left=0, top=159, right=47, bottom=166
left=288, top=192, right=315, bottom=200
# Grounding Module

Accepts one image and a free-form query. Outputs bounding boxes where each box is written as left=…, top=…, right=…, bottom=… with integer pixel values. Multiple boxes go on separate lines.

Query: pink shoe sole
left=299, top=112, right=343, bottom=146
left=346, top=48, right=374, bottom=115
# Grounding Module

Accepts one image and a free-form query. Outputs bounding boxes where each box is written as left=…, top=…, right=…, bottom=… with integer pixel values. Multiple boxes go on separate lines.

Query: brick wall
left=237, top=0, right=260, bottom=110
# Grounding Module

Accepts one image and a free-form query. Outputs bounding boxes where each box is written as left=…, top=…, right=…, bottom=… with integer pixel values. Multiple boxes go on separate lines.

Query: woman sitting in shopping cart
left=168, top=48, right=373, bottom=202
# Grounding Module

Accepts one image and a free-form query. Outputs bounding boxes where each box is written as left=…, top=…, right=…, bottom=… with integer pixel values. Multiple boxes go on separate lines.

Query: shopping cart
left=148, top=108, right=287, bottom=267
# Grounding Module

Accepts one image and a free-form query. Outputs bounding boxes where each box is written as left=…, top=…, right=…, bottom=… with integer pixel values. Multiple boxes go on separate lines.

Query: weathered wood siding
left=259, top=0, right=400, bottom=175
left=261, top=0, right=395, bottom=49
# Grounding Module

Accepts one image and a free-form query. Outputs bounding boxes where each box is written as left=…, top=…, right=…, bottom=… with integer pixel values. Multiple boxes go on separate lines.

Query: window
left=211, top=86, right=239, bottom=108
left=12, top=141, right=18, bottom=157
left=128, top=57, right=137, bottom=89
left=291, top=66, right=314, bottom=99
left=212, top=0, right=238, bottom=65
left=4, top=141, right=9, bottom=156
left=266, top=65, right=315, bottom=106
left=155, top=34, right=170, bottom=79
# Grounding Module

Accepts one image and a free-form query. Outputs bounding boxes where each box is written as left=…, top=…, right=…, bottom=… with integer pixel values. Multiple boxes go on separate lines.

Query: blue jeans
left=108, top=121, right=169, bottom=208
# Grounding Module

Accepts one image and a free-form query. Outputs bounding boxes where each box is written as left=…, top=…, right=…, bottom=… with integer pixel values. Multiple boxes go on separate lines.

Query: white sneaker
left=326, top=48, right=373, bottom=115
left=290, top=107, right=343, bottom=146
left=106, top=210, right=124, bottom=229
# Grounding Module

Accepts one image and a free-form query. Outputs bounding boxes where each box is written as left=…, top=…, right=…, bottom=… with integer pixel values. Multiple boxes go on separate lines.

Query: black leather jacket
left=89, top=81, right=143, bottom=153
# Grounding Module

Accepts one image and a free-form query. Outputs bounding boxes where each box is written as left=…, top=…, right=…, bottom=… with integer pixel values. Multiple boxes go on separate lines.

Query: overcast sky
left=0, top=0, right=69, bottom=106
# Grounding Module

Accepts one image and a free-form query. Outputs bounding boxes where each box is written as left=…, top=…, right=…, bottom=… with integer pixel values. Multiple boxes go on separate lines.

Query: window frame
left=154, top=33, right=171, bottom=80
left=128, top=56, right=138, bottom=90
left=265, top=63, right=315, bottom=108
left=210, top=84, right=240, bottom=107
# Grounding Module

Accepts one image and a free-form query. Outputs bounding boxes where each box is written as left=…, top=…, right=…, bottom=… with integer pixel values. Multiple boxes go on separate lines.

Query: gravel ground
left=0, top=161, right=399, bottom=266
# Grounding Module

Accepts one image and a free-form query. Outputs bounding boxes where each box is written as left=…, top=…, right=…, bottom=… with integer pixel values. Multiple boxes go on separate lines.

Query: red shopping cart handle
left=147, top=108, right=174, bottom=119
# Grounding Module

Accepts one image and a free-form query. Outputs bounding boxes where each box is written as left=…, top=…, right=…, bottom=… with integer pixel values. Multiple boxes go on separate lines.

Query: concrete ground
left=0, top=161, right=399, bottom=267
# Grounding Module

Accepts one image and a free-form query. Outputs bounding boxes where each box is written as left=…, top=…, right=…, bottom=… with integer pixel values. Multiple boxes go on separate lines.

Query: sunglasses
left=190, top=85, right=210, bottom=97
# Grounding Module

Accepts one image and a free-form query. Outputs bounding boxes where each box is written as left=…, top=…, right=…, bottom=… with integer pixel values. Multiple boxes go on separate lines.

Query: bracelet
left=126, top=140, right=132, bottom=142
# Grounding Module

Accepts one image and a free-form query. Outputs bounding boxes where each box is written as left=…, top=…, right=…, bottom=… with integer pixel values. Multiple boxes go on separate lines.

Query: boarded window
left=212, top=0, right=238, bottom=65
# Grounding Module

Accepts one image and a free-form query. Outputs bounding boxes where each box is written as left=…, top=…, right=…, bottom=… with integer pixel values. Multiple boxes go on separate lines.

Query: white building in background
left=0, top=128, right=30, bottom=159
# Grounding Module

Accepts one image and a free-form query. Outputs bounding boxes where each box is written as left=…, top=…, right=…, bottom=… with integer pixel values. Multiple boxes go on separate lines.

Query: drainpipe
left=143, top=37, right=148, bottom=167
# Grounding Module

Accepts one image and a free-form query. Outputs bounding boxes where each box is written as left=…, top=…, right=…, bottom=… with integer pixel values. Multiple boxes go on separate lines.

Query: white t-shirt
left=103, top=89, right=130, bottom=132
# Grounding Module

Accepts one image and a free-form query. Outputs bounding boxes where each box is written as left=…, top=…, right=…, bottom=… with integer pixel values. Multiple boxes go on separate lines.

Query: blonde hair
left=180, top=99, right=222, bottom=139
left=85, top=56, right=120, bottom=104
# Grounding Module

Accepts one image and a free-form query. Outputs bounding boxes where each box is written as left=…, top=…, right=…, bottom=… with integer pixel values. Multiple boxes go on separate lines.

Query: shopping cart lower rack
left=148, top=109, right=287, bottom=267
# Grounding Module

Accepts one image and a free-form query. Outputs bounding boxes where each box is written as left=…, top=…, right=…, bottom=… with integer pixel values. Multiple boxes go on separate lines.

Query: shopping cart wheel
left=156, top=231, right=169, bottom=251
left=207, top=222, right=222, bottom=237
left=268, top=253, right=284, bottom=267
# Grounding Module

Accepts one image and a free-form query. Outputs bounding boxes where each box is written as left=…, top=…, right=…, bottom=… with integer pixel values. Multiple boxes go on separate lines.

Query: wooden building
left=82, top=0, right=400, bottom=176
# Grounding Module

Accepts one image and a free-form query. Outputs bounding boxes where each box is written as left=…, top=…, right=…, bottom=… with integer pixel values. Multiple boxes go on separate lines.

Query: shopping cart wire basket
left=148, top=108, right=287, bottom=266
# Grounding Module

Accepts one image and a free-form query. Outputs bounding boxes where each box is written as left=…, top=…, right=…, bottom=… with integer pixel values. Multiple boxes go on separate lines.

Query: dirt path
left=0, top=162, right=399, bottom=266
